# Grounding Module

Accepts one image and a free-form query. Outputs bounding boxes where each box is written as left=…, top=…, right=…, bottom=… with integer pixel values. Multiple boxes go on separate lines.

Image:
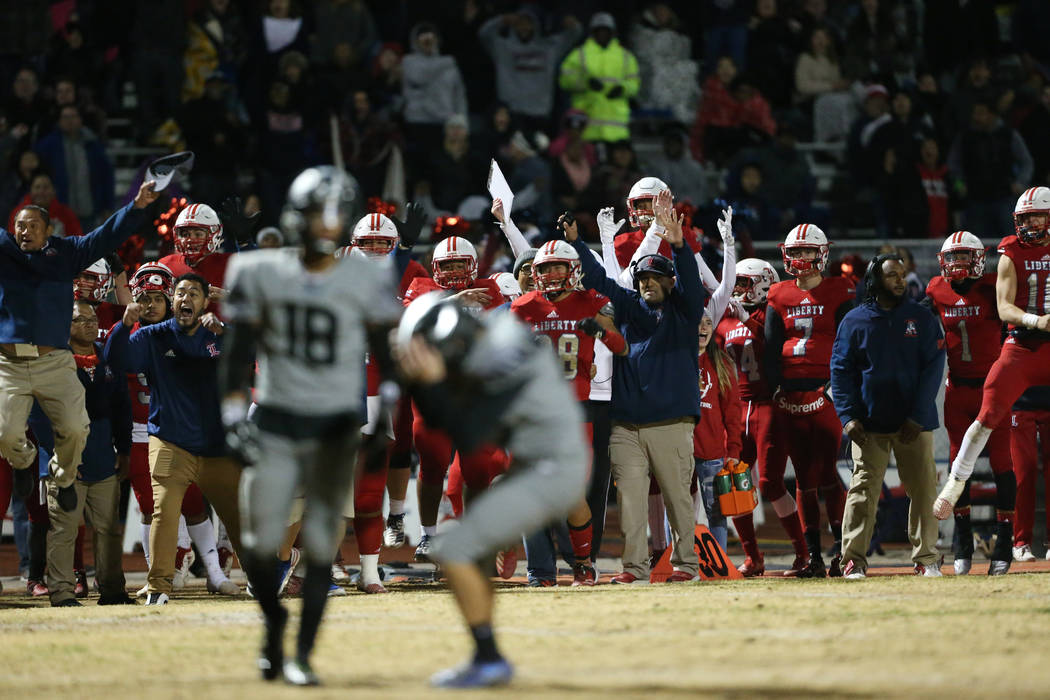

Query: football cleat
left=933, top=478, right=966, bottom=520
left=988, top=560, right=1011, bottom=576
left=277, top=548, right=301, bottom=597
left=527, top=579, right=557, bottom=588
left=259, top=606, right=288, bottom=681
left=27, top=579, right=49, bottom=597
left=571, top=562, right=597, bottom=587
left=218, top=547, right=235, bottom=577
left=331, top=563, right=350, bottom=582
left=495, top=548, right=517, bottom=579
left=610, top=571, right=648, bottom=585
left=795, top=556, right=827, bottom=579
left=283, top=659, right=320, bottom=686
left=737, top=555, right=765, bottom=577
left=953, top=558, right=972, bottom=576
left=207, top=578, right=240, bottom=596
left=97, top=592, right=136, bottom=605
left=827, top=554, right=843, bottom=578
left=915, top=561, right=943, bottom=577
left=173, top=547, right=195, bottom=590
left=414, top=534, right=434, bottom=563
left=74, top=570, right=88, bottom=598
left=842, top=560, right=866, bottom=579
left=782, top=555, right=809, bottom=578
left=383, top=514, right=406, bottom=548
left=1013, top=544, right=1036, bottom=562
left=430, top=658, right=513, bottom=689
left=144, top=592, right=169, bottom=605
left=327, top=582, right=348, bottom=597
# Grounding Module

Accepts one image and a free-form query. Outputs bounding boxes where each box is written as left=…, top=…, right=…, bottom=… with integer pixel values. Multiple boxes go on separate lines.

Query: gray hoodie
left=401, top=24, right=468, bottom=125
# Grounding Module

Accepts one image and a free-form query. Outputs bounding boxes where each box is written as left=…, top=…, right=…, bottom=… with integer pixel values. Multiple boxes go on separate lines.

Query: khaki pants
left=610, top=419, right=699, bottom=578
left=148, top=437, right=242, bottom=595
left=46, top=476, right=125, bottom=604
left=841, top=430, right=939, bottom=572
left=0, top=350, right=89, bottom=487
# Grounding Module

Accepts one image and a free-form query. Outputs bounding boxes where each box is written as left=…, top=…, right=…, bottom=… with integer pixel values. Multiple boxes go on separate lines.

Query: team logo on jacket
left=904, top=319, right=917, bottom=337
left=698, top=368, right=712, bottom=400
left=206, top=342, right=220, bottom=357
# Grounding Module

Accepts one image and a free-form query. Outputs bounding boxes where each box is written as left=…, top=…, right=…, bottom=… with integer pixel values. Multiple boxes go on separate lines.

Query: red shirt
left=767, top=276, right=855, bottom=381
left=402, top=276, right=504, bottom=308
left=613, top=228, right=704, bottom=270
left=925, top=273, right=1001, bottom=378
left=511, top=289, right=609, bottom=402
left=693, top=350, right=743, bottom=460
left=365, top=260, right=436, bottom=395
left=919, top=163, right=949, bottom=238
left=9, top=194, right=82, bottom=238
left=93, top=301, right=124, bottom=341
left=719, top=307, right=771, bottom=401
left=998, top=234, right=1050, bottom=331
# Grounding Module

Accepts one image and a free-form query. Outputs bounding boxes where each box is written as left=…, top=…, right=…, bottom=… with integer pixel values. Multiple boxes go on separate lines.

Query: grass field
left=3, top=572, right=1050, bottom=699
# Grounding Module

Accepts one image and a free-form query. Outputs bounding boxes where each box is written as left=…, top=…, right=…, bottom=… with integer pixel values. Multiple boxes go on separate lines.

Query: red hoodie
left=693, top=350, right=743, bottom=460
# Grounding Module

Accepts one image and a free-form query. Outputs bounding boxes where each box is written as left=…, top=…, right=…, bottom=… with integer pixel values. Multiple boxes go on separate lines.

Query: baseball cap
left=145, top=151, right=195, bottom=191
left=865, top=84, right=889, bottom=100
left=589, top=12, right=616, bottom=31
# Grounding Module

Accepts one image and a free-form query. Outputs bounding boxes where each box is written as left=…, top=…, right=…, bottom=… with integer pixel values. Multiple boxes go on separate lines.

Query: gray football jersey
left=224, top=248, right=401, bottom=416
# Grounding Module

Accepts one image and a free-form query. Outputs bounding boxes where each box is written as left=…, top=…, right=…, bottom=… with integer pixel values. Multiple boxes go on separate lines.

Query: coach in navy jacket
left=0, top=180, right=157, bottom=512
left=563, top=194, right=706, bottom=583
left=830, top=254, right=944, bottom=576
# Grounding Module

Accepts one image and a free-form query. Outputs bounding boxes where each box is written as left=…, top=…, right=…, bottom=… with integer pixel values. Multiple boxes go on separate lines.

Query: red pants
left=128, top=441, right=206, bottom=520
left=388, top=398, right=416, bottom=470
left=741, top=400, right=792, bottom=501
left=1010, top=409, right=1050, bottom=547
left=978, top=339, right=1050, bottom=428
left=770, top=389, right=841, bottom=491
left=944, top=381, right=1011, bottom=474
left=444, top=445, right=511, bottom=517
left=412, top=402, right=508, bottom=488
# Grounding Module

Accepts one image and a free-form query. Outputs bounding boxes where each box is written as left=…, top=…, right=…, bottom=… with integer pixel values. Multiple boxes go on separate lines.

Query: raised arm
left=704, top=207, right=737, bottom=322
left=102, top=311, right=151, bottom=375
left=491, top=198, right=531, bottom=259
left=71, top=181, right=158, bottom=271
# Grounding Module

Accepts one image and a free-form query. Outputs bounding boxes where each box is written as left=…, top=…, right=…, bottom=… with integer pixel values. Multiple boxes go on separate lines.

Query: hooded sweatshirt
left=401, top=24, right=468, bottom=125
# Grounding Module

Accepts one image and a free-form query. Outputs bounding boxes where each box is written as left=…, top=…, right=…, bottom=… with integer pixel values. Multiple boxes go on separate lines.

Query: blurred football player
left=924, top=232, right=1012, bottom=574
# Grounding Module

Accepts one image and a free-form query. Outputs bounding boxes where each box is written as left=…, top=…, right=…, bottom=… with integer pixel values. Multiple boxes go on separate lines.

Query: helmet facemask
left=433, top=256, right=477, bottom=290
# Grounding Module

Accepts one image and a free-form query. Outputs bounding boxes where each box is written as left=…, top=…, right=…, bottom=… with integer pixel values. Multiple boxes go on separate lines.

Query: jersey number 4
left=728, top=340, right=760, bottom=381
left=283, top=304, right=337, bottom=366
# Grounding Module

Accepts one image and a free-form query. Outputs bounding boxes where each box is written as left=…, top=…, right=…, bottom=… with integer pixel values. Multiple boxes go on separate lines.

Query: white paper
left=486, top=159, right=514, bottom=216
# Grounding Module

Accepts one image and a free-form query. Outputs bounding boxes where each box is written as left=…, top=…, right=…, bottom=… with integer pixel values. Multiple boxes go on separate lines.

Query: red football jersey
left=998, top=234, right=1050, bottom=331
left=613, top=228, right=704, bottom=270
left=511, top=289, right=609, bottom=402
left=767, top=276, right=855, bottom=380
left=159, top=251, right=233, bottom=317
left=402, top=276, right=504, bottom=309
left=94, top=301, right=124, bottom=341
left=719, top=307, right=771, bottom=401
left=926, top=273, right=1001, bottom=377
left=365, top=261, right=434, bottom=395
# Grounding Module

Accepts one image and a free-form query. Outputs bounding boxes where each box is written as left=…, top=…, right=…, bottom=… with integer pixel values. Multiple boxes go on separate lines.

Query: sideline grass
left=2, top=574, right=1049, bottom=698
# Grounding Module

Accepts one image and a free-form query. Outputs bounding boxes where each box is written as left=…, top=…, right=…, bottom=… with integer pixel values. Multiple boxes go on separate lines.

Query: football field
left=3, top=572, right=1049, bottom=699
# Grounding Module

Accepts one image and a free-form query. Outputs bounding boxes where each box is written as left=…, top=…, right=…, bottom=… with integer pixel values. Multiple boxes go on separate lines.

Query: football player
left=74, top=254, right=132, bottom=335
left=924, top=231, right=1013, bottom=574
left=221, top=167, right=402, bottom=685
left=511, top=239, right=628, bottom=585
left=765, top=224, right=855, bottom=577
left=159, top=203, right=233, bottom=311
left=395, top=294, right=588, bottom=688
left=935, top=188, right=1050, bottom=575
left=612, top=177, right=705, bottom=269
left=717, top=258, right=794, bottom=576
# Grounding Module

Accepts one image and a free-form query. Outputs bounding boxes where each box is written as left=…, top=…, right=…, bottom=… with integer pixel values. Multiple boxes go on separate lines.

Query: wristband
left=1022, top=313, right=1040, bottom=329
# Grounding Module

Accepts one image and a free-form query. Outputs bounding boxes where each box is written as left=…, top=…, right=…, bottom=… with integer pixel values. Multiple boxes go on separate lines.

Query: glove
left=225, top=419, right=261, bottom=465
left=606, top=84, right=624, bottom=99
left=587, top=77, right=604, bottom=92
left=390, top=201, right=427, bottom=248
left=576, top=317, right=604, bottom=339
left=596, top=207, right=625, bottom=245
left=716, top=206, right=734, bottom=247
left=219, top=196, right=261, bottom=248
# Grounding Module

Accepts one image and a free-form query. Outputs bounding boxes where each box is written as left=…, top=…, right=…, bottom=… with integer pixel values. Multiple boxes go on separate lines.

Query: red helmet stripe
left=799, top=224, right=808, bottom=241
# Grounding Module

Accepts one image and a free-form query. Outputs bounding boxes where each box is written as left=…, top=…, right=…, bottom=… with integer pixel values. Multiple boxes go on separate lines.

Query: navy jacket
left=571, top=237, right=707, bottom=424
left=830, top=299, right=945, bottom=433
left=28, top=343, right=131, bottom=482
left=104, top=318, right=226, bottom=456
left=0, top=202, right=147, bottom=346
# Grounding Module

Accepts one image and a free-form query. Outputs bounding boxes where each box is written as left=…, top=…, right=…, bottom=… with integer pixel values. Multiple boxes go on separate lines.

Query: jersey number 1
left=1027, top=273, right=1050, bottom=315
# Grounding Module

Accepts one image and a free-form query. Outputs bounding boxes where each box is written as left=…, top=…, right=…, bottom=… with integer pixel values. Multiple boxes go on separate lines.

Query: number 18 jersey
left=224, top=248, right=402, bottom=416
left=925, top=273, right=1000, bottom=378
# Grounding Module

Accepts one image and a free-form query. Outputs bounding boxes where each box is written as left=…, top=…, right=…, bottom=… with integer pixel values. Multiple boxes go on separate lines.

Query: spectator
left=182, top=73, right=244, bottom=205
left=846, top=84, right=893, bottom=190
left=311, top=0, right=377, bottom=70
left=314, top=40, right=369, bottom=112
left=842, top=0, right=912, bottom=83
left=643, top=123, right=708, bottom=208
left=695, top=70, right=777, bottom=167
left=831, top=254, right=945, bottom=579
left=255, top=80, right=312, bottom=225
left=944, top=57, right=1001, bottom=143
left=747, top=0, right=796, bottom=108
left=562, top=193, right=707, bottom=584
left=4, top=67, right=46, bottom=143
left=722, top=162, right=777, bottom=242
left=34, top=105, right=115, bottom=230
left=702, top=0, right=750, bottom=74
left=45, top=18, right=104, bottom=98
left=478, top=8, right=582, bottom=134
left=474, top=102, right=517, bottom=166
left=505, top=130, right=553, bottom=228
left=368, top=42, right=404, bottom=111
left=42, top=301, right=132, bottom=607
left=795, top=26, right=855, bottom=142
left=0, top=148, right=40, bottom=221
left=333, top=89, right=404, bottom=202
left=417, top=114, right=484, bottom=215
left=551, top=125, right=596, bottom=220
left=917, top=137, right=951, bottom=238
left=913, top=72, right=947, bottom=134
left=0, top=181, right=157, bottom=517
left=547, top=109, right=596, bottom=164
left=183, top=0, right=248, bottom=101
left=401, top=23, right=468, bottom=166
left=39, top=77, right=106, bottom=140
left=727, top=118, right=815, bottom=230
left=8, top=173, right=82, bottom=238
left=104, top=276, right=242, bottom=605
left=792, top=0, right=845, bottom=45
left=630, top=3, right=700, bottom=124
left=130, top=0, right=186, bottom=143
left=558, top=13, right=640, bottom=145
left=947, top=100, right=1033, bottom=237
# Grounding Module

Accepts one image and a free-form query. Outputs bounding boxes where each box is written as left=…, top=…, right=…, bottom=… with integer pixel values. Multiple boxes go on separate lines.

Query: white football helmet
left=733, top=258, right=779, bottom=305
left=174, top=203, right=223, bottom=263
left=74, top=258, right=114, bottom=303
left=938, top=231, right=985, bottom=281
left=627, top=176, right=669, bottom=229
left=532, top=239, right=582, bottom=293
left=432, top=236, right=478, bottom=290
left=779, top=224, right=830, bottom=276
left=130, top=262, right=175, bottom=302
left=351, top=212, right=399, bottom=258
left=489, top=272, right=522, bottom=301
left=1014, top=186, right=1050, bottom=245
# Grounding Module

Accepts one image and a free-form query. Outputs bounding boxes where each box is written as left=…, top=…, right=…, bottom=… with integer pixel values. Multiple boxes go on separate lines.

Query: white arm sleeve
left=695, top=249, right=719, bottom=292
left=601, top=236, right=626, bottom=286
left=704, top=243, right=737, bottom=322
left=499, top=215, right=531, bottom=259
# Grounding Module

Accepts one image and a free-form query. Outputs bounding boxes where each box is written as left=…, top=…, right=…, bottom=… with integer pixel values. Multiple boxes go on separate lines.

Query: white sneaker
left=331, top=563, right=350, bottom=582
left=915, top=561, right=943, bottom=577
left=383, top=514, right=406, bottom=548
left=1013, top=544, right=1036, bottom=562
left=953, top=558, right=972, bottom=576
left=144, top=592, right=169, bottom=606
left=842, top=560, right=865, bottom=579
left=988, top=559, right=1011, bottom=576
left=173, top=547, right=195, bottom=590
left=207, top=578, right=240, bottom=595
